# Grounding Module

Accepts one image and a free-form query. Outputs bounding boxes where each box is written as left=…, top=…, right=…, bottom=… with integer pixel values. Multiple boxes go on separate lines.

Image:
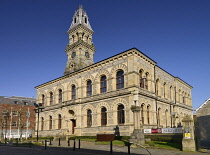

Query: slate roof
left=0, top=96, right=36, bottom=106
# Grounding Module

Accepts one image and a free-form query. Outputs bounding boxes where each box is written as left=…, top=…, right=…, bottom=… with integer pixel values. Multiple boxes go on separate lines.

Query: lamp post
left=34, top=103, right=44, bottom=142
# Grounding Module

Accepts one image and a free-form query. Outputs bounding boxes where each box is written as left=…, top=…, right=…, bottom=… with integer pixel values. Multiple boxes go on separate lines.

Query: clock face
left=71, top=52, right=76, bottom=58
left=85, top=52, right=90, bottom=58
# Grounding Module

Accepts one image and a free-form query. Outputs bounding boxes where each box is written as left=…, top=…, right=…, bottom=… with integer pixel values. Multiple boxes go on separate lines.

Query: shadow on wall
left=195, top=115, right=210, bottom=149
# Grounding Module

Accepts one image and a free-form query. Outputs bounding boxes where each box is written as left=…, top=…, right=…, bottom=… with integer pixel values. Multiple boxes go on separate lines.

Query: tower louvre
left=64, top=5, right=96, bottom=75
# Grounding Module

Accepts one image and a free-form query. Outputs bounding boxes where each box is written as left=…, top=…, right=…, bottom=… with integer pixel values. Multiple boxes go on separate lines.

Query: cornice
left=68, top=24, right=94, bottom=34
left=66, top=40, right=95, bottom=51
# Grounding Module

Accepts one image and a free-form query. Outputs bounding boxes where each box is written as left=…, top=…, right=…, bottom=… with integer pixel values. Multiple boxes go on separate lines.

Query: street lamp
left=34, top=103, right=44, bottom=142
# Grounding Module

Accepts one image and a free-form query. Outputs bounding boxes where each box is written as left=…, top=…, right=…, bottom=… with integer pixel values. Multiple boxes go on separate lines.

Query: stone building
left=35, top=6, right=193, bottom=138
left=196, top=98, right=210, bottom=148
left=0, top=96, right=36, bottom=139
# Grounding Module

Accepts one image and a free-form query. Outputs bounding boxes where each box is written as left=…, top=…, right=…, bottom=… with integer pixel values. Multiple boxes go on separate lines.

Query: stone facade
left=35, top=6, right=193, bottom=138
left=196, top=98, right=210, bottom=148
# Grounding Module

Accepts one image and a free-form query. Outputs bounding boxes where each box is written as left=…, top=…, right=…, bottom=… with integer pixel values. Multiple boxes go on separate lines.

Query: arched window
left=58, top=114, right=62, bottom=129
left=41, top=117, right=44, bottom=131
left=72, top=85, right=76, bottom=99
left=141, top=104, right=144, bottom=124
left=87, top=80, right=92, bottom=96
left=169, top=86, right=173, bottom=100
left=117, top=104, right=125, bottom=124
left=100, top=75, right=107, bottom=93
left=158, top=108, right=161, bottom=127
left=41, top=94, right=45, bottom=106
left=74, top=17, right=76, bottom=23
left=155, top=79, right=159, bottom=95
left=49, top=116, right=52, bottom=130
left=87, top=109, right=92, bottom=127
left=182, top=92, right=185, bottom=104
left=85, top=17, right=87, bottom=24
left=58, top=89, right=62, bottom=103
left=139, top=70, right=144, bottom=88
left=145, top=73, right=149, bottom=90
left=116, top=70, right=124, bottom=89
left=101, top=107, right=107, bottom=126
left=165, top=109, right=168, bottom=127
left=147, top=105, right=150, bottom=125
left=163, top=82, right=166, bottom=98
left=50, top=92, right=53, bottom=105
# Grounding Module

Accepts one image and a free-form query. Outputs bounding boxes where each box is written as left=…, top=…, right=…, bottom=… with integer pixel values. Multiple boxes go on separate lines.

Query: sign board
left=184, top=133, right=191, bottom=139
left=144, top=128, right=182, bottom=134
left=144, top=129, right=151, bottom=133
left=151, top=129, right=162, bottom=133
left=96, top=134, right=115, bottom=141
left=162, top=128, right=182, bottom=133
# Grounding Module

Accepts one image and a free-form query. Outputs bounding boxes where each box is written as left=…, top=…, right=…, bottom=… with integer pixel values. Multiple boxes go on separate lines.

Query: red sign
left=151, top=129, right=162, bottom=133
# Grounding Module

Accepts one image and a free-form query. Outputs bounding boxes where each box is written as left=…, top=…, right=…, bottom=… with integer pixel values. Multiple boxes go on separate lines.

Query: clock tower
left=64, top=5, right=96, bottom=75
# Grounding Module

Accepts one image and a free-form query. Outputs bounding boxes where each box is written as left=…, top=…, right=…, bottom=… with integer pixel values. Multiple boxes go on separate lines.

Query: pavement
left=0, top=140, right=210, bottom=155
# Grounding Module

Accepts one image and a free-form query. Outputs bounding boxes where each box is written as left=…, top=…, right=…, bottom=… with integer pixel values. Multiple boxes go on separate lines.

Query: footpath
left=0, top=140, right=210, bottom=155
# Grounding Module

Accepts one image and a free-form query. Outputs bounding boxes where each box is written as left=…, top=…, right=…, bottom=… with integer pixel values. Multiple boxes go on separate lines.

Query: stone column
left=182, top=114, right=196, bottom=152
left=129, top=105, right=145, bottom=145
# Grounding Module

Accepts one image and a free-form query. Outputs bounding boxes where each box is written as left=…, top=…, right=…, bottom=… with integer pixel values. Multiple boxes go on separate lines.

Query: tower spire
left=64, top=6, right=96, bottom=75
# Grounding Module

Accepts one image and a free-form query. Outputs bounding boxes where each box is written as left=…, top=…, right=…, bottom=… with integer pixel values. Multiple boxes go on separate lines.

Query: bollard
left=110, top=141, right=113, bottom=154
left=68, top=139, right=70, bottom=147
left=73, top=139, right=76, bottom=151
left=29, top=141, right=32, bottom=148
left=49, top=138, right=52, bottom=145
left=45, top=140, right=47, bottom=150
left=16, top=139, right=18, bottom=146
left=128, top=142, right=130, bottom=154
left=78, top=139, right=80, bottom=149
left=58, top=138, right=61, bottom=146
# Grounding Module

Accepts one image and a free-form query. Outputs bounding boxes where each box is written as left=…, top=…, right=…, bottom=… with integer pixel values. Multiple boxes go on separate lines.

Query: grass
left=146, top=141, right=181, bottom=150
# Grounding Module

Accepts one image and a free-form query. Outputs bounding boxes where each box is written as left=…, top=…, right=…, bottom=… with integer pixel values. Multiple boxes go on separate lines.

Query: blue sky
left=0, top=0, right=209, bottom=110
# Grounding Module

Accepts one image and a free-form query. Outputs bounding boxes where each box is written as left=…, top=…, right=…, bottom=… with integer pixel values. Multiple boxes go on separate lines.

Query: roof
left=196, top=98, right=210, bottom=112
left=0, top=96, right=36, bottom=106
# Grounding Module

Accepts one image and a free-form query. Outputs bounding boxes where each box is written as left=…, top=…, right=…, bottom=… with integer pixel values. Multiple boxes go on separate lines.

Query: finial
left=79, top=4, right=83, bottom=9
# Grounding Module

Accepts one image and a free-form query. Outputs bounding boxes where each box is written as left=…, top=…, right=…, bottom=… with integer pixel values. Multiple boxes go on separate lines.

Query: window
left=141, top=104, right=144, bottom=124
left=41, top=117, right=44, bottom=131
left=116, top=70, right=124, bottom=89
left=13, top=111, right=18, bottom=116
left=139, top=70, right=144, bottom=88
left=155, top=79, right=159, bottom=95
left=2, top=110, right=8, bottom=116
left=12, top=121, right=17, bottom=127
left=14, top=101, right=18, bottom=104
left=72, top=85, right=76, bottom=99
left=147, top=105, right=150, bottom=125
left=101, top=107, right=107, bottom=126
left=50, top=92, right=53, bottom=105
left=158, top=108, right=161, bottom=127
left=2, top=121, right=6, bottom=127
left=24, top=102, right=28, bottom=105
left=58, top=114, right=62, bottom=129
left=49, top=116, right=52, bottom=130
left=117, top=104, right=125, bottom=124
left=25, top=121, right=30, bottom=127
left=87, top=80, right=92, bottom=96
left=87, top=109, right=92, bottom=127
left=74, top=17, right=76, bottom=23
left=169, top=86, right=173, bottom=100
left=165, top=109, right=168, bottom=127
left=58, top=89, right=62, bottom=103
left=163, top=82, right=166, bottom=98
left=100, top=75, right=107, bottom=93
left=26, top=111, right=30, bottom=117
left=85, top=17, right=87, bottom=24
left=42, top=94, right=45, bottom=105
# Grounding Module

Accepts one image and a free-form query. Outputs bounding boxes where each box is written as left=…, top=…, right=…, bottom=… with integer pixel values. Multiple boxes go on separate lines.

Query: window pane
left=87, top=80, right=92, bottom=96
left=116, top=70, right=124, bottom=89
left=100, top=76, right=107, bottom=93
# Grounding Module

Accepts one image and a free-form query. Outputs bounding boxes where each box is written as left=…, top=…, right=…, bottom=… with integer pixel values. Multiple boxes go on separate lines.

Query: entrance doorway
left=71, top=119, right=76, bottom=134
